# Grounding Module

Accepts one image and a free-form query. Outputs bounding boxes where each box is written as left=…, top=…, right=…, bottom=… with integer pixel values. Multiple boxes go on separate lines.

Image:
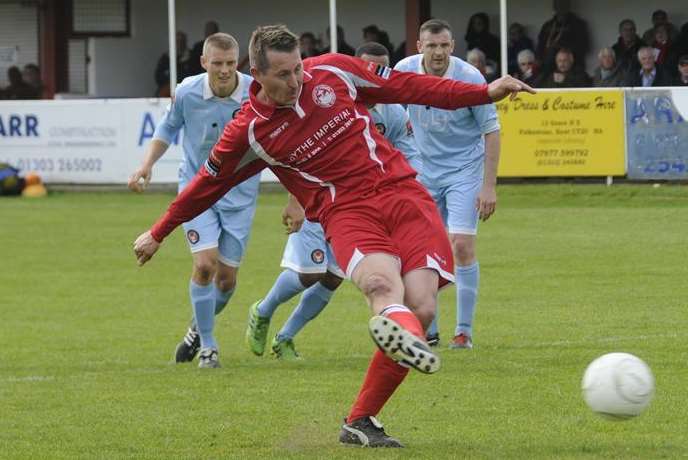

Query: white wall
left=88, top=0, right=688, bottom=97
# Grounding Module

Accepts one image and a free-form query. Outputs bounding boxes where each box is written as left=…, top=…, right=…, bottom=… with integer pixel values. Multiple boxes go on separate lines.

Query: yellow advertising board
left=496, top=90, right=625, bottom=176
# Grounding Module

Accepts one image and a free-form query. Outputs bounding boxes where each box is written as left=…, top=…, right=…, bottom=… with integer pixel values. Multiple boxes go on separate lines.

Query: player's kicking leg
left=339, top=254, right=440, bottom=448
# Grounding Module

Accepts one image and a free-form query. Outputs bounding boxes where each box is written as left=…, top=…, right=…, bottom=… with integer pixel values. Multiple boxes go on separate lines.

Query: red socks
left=346, top=305, right=424, bottom=423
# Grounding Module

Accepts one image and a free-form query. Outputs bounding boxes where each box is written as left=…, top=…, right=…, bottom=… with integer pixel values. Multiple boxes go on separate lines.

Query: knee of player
left=193, top=260, right=217, bottom=283
left=360, top=273, right=396, bottom=299
left=215, top=275, right=236, bottom=292
left=450, top=236, right=476, bottom=262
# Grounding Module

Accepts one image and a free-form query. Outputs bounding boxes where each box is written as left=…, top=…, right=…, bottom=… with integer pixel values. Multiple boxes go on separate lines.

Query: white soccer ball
left=581, top=352, right=655, bottom=420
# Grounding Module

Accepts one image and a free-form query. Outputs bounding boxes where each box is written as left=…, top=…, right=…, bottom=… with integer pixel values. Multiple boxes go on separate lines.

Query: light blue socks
left=257, top=269, right=305, bottom=318
left=456, top=262, right=479, bottom=336
left=190, top=281, right=217, bottom=349
left=277, top=282, right=334, bottom=341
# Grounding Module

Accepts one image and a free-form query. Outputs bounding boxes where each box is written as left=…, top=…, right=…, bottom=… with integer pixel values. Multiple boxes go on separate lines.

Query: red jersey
left=151, top=53, right=490, bottom=242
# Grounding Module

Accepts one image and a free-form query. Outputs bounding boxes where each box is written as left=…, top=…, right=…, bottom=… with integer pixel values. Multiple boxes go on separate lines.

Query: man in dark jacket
left=592, top=48, right=625, bottom=87
left=536, top=0, right=590, bottom=73
left=538, top=48, right=590, bottom=88
left=612, top=19, right=642, bottom=74
left=624, top=46, right=673, bottom=87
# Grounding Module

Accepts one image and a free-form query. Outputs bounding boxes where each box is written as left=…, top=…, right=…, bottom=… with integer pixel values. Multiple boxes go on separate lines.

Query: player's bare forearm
left=478, top=130, right=500, bottom=221
left=128, top=139, right=169, bottom=192
left=141, top=139, right=170, bottom=169
left=483, top=131, right=500, bottom=189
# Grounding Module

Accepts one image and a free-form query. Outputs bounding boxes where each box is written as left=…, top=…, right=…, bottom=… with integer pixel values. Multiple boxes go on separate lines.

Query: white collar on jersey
left=202, top=72, right=244, bottom=103
left=417, top=55, right=455, bottom=78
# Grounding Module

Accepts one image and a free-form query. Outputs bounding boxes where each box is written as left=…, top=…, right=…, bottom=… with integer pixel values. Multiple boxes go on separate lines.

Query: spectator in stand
left=538, top=48, right=590, bottom=88
left=591, top=48, right=625, bottom=87
left=22, top=63, right=43, bottom=98
left=677, top=23, right=688, bottom=59
left=612, top=19, right=642, bottom=74
left=362, top=25, right=395, bottom=56
left=3, top=66, right=37, bottom=99
left=465, top=12, right=500, bottom=64
left=536, top=0, right=590, bottom=74
left=642, top=9, right=679, bottom=46
left=513, top=49, right=539, bottom=86
left=299, top=32, right=322, bottom=58
left=625, top=46, right=673, bottom=87
left=466, top=48, right=497, bottom=82
left=673, top=55, right=688, bottom=86
left=188, top=21, right=220, bottom=76
left=154, top=31, right=193, bottom=96
left=507, top=23, right=534, bottom=75
left=323, top=25, right=355, bottom=56
left=651, top=24, right=679, bottom=76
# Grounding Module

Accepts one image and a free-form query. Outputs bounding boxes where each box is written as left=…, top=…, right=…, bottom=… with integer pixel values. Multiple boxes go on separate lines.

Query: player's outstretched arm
left=128, top=139, right=169, bottom=192
left=487, top=75, right=536, bottom=102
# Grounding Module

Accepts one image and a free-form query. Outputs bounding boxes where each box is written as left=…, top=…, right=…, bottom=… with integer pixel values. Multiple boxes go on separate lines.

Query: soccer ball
left=581, top=352, right=655, bottom=420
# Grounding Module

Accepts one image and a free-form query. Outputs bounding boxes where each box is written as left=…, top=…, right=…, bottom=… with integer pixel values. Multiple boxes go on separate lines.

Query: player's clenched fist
left=133, top=230, right=160, bottom=266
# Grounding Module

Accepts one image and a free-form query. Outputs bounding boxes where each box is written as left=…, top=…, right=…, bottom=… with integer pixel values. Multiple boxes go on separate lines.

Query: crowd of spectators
left=504, top=6, right=688, bottom=88
left=152, top=8, right=688, bottom=97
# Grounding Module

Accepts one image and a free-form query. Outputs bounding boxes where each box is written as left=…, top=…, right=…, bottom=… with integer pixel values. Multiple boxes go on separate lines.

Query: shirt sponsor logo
left=312, top=84, right=336, bottom=108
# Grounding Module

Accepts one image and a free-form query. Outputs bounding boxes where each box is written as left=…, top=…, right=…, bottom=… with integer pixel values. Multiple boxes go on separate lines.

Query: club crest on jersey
left=187, top=230, right=200, bottom=245
left=406, top=120, right=414, bottom=136
left=311, top=249, right=325, bottom=264
left=312, top=84, right=336, bottom=108
left=375, top=123, right=386, bottom=135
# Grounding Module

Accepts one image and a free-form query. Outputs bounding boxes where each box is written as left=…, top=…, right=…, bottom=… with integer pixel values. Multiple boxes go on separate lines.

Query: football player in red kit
left=134, top=25, right=533, bottom=447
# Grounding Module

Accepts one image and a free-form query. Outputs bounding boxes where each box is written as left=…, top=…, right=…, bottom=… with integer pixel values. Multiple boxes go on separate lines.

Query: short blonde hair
left=249, top=25, right=299, bottom=73
left=202, top=33, right=239, bottom=56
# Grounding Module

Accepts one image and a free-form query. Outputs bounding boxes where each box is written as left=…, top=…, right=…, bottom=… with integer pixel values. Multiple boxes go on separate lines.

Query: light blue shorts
left=280, top=219, right=345, bottom=278
left=178, top=184, right=258, bottom=267
left=423, top=160, right=484, bottom=235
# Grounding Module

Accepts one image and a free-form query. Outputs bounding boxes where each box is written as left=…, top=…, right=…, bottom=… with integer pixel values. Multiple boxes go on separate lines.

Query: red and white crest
left=312, top=84, right=336, bottom=108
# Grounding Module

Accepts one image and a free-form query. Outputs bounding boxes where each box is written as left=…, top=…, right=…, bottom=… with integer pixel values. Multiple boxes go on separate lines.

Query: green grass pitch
left=1, top=185, right=687, bottom=459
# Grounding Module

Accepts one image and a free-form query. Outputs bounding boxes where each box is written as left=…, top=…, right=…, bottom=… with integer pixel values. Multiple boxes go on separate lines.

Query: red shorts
left=321, top=179, right=454, bottom=288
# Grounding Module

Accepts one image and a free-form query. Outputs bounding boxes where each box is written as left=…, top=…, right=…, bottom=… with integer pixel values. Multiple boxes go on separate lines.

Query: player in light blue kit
left=245, top=42, right=422, bottom=359
left=129, top=33, right=260, bottom=368
left=395, top=19, right=501, bottom=349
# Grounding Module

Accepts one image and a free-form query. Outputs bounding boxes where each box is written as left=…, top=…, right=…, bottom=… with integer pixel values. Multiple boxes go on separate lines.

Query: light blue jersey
left=282, top=102, right=420, bottom=276
left=153, top=72, right=260, bottom=210
left=369, top=103, right=422, bottom=174
left=394, top=55, right=499, bottom=187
